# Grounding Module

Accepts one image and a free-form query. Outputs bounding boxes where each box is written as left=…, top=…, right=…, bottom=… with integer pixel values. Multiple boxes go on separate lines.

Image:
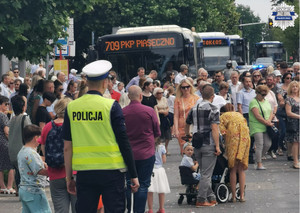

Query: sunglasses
left=59, top=89, right=64, bottom=92
left=259, top=92, right=267, bottom=97
left=259, top=82, right=266, bottom=85
left=10, top=82, right=14, bottom=84
left=285, top=77, right=291, bottom=80
left=13, top=72, right=19, bottom=74
left=5, top=103, right=9, bottom=106
left=181, top=86, right=191, bottom=90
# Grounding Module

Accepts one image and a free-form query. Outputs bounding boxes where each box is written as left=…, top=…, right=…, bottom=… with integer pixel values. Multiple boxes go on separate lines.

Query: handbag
left=256, top=99, right=279, bottom=140
left=191, top=104, right=210, bottom=148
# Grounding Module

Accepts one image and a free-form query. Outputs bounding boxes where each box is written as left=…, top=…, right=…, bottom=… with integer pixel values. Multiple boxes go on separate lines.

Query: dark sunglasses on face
left=181, top=85, right=191, bottom=90
left=5, top=103, right=9, bottom=106
left=13, top=72, right=19, bottom=74
left=285, top=77, right=291, bottom=80
left=259, top=92, right=267, bottom=97
left=259, top=82, right=266, bottom=85
left=59, top=89, right=64, bottom=92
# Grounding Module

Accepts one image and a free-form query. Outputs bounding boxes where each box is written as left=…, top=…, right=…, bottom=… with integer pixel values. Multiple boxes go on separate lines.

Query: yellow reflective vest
left=67, top=94, right=126, bottom=171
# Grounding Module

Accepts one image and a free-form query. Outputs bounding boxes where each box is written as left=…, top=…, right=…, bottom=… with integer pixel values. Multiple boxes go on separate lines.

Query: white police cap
left=82, top=60, right=112, bottom=81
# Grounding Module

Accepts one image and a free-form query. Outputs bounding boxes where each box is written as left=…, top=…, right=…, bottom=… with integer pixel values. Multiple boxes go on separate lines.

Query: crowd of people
left=0, top=60, right=299, bottom=212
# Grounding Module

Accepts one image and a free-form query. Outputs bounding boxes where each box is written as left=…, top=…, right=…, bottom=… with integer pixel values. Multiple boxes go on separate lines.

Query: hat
left=273, top=70, right=282, bottom=77
left=70, top=69, right=77, bottom=74
left=82, top=60, right=112, bottom=81
left=183, top=142, right=193, bottom=150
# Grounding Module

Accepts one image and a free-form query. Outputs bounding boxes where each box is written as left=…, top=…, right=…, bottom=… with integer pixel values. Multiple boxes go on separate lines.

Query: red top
left=38, top=121, right=66, bottom=181
left=110, top=90, right=121, bottom=102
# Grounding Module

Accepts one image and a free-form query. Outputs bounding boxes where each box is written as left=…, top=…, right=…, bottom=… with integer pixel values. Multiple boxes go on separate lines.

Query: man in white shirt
left=175, top=64, right=188, bottom=87
left=57, top=72, right=68, bottom=93
left=13, top=67, right=24, bottom=83
left=228, top=71, right=241, bottom=111
left=0, top=74, right=11, bottom=98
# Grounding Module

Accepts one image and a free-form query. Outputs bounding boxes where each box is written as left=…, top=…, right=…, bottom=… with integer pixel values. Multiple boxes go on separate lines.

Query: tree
left=72, top=0, right=240, bottom=70
left=0, top=0, right=97, bottom=63
left=236, top=4, right=264, bottom=62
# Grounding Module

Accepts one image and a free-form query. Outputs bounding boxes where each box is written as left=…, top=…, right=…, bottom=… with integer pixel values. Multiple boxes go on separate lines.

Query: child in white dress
left=147, top=140, right=170, bottom=213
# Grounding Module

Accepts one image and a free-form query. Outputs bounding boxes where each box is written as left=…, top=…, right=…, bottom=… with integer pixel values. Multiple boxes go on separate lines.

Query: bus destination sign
left=104, top=37, right=176, bottom=52
left=202, top=39, right=229, bottom=47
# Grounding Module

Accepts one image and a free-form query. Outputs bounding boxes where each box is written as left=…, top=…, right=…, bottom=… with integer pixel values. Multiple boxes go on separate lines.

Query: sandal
left=6, top=188, right=16, bottom=194
left=293, top=164, right=300, bottom=169
left=239, top=198, right=246, bottom=202
left=0, top=188, right=7, bottom=194
left=229, top=198, right=236, bottom=203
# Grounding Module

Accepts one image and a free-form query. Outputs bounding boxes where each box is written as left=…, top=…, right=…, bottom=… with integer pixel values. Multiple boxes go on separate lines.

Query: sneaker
left=287, top=156, right=293, bottom=161
left=277, top=149, right=284, bottom=156
left=261, top=156, right=267, bottom=160
left=256, top=166, right=266, bottom=170
left=268, top=151, right=277, bottom=159
left=196, top=201, right=215, bottom=207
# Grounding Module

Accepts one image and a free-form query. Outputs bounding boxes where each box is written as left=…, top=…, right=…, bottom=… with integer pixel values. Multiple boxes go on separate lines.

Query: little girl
left=147, top=139, right=170, bottom=213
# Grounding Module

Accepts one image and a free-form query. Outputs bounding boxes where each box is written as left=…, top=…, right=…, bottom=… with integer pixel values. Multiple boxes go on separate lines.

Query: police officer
left=63, top=60, right=139, bottom=213
left=223, top=60, right=234, bottom=82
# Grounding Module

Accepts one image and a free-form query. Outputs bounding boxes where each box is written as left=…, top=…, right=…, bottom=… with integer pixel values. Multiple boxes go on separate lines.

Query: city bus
left=197, top=32, right=231, bottom=75
left=228, top=35, right=248, bottom=65
left=94, top=25, right=203, bottom=84
left=255, top=41, right=285, bottom=62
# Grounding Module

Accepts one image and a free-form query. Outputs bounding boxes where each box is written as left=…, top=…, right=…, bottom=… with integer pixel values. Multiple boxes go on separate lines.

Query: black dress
left=142, top=95, right=157, bottom=108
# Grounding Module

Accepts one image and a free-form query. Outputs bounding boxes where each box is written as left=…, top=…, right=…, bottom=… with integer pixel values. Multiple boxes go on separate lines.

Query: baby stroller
left=178, top=166, right=199, bottom=205
left=211, top=147, right=245, bottom=203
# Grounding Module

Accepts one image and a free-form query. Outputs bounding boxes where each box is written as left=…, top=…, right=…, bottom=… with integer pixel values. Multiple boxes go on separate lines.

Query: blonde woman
left=174, top=79, right=199, bottom=155
left=251, top=70, right=262, bottom=89
left=285, top=81, right=300, bottom=169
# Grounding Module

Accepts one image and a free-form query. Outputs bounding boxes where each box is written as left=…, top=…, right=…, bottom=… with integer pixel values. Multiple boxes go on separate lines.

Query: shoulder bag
left=256, top=99, right=279, bottom=140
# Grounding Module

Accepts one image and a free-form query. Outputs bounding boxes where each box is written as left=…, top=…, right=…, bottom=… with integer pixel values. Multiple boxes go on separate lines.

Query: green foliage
left=72, top=0, right=240, bottom=69
left=236, top=4, right=263, bottom=62
left=0, top=0, right=97, bottom=63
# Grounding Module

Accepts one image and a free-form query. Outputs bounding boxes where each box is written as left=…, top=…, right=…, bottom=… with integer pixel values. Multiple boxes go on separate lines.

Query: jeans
left=194, top=145, right=217, bottom=202
left=50, top=178, right=77, bottom=213
left=76, top=170, right=126, bottom=213
left=126, top=155, right=155, bottom=213
left=254, top=132, right=272, bottom=163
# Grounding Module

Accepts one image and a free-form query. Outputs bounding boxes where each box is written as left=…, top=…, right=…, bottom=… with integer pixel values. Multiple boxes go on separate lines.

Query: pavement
left=0, top=138, right=299, bottom=213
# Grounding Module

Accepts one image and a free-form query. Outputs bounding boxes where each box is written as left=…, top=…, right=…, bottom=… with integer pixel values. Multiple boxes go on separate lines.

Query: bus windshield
left=105, top=48, right=184, bottom=84
left=203, top=46, right=230, bottom=71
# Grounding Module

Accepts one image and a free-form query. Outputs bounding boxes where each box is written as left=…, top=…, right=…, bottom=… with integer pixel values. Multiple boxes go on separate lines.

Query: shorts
left=19, top=188, right=51, bottom=213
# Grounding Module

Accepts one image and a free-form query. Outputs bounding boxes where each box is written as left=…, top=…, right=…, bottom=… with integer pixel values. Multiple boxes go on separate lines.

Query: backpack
left=45, top=121, right=64, bottom=168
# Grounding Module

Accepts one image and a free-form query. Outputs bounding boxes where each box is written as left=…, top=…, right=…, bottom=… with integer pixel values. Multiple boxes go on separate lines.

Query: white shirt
left=229, top=81, right=241, bottom=111
left=175, top=73, right=187, bottom=84
left=195, top=95, right=226, bottom=111
left=0, top=82, right=10, bottom=98
left=14, top=76, right=24, bottom=83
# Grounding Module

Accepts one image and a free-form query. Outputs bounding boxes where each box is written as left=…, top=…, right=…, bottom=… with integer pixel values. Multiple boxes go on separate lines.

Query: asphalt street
left=0, top=138, right=299, bottom=213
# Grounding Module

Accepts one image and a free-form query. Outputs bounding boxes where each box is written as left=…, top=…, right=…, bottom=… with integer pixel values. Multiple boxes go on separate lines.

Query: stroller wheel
left=178, top=195, right=184, bottom=205
left=214, top=183, right=229, bottom=203
left=236, top=185, right=246, bottom=200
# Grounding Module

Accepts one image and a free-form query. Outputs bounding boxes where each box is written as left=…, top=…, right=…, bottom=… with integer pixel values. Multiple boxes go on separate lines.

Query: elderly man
left=198, top=68, right=208, bottom=81
left=0, top=74, right=11, bottom=98
left=293, top=62, right=300, bottom=77
left=186, top=85, right=221, bottom=207
left=229, top=71, right=241, bottom=111
left=175, top=64, right=188, bottom=87
left=125, top=67, right=145, bottom=91
left=63, top=60, right=139, bottom=213
left=57, top=72, right=68, bottom=93
left=123, top=85, right=161, bottom=213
